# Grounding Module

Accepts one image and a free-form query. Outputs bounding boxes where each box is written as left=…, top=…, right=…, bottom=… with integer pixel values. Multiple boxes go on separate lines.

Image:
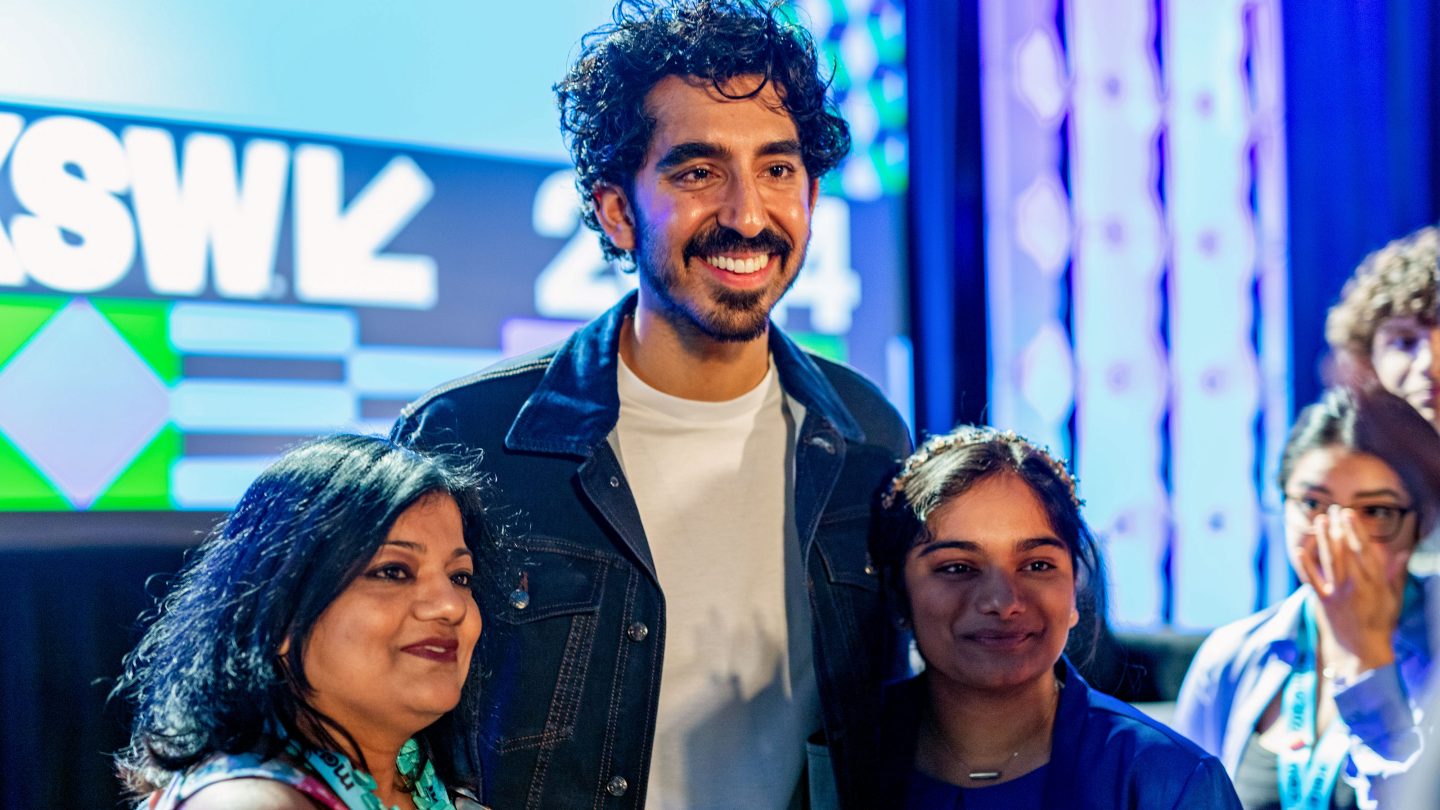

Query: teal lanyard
left=282, top=736, right=457, bottom=810
left=1276, top=600, right=1350, bottom=810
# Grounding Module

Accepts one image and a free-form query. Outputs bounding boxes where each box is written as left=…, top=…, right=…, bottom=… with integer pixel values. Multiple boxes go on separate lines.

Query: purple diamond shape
left=0, top=299, right=170, bottom=508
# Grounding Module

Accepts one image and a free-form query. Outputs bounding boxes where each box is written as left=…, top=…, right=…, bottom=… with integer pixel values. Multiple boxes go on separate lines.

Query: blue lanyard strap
left=1276, top=600, right=1350, bottom=810
left=282, top=736, right=457, bottom=810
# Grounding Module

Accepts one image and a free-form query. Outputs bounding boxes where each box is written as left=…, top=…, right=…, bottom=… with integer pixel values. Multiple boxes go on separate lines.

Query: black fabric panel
left=0, top=546, right=188, bottom=808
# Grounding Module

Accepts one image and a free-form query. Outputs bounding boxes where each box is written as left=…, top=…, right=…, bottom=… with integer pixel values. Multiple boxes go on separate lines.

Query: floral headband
left=882, top=426, right=1083, bottom=511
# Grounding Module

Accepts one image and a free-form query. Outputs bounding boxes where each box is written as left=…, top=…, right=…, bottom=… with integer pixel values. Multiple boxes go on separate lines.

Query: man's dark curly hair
left=556, top=0, right=851, bottom=261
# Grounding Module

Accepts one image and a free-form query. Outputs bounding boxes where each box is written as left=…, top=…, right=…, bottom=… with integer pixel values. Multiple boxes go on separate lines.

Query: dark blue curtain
left=905, top=0, right=988, bottom=437
left=0, top=545, right=188, bottom=807
left=1284, top=0, right=1440, bottom=412
left=904, top=0, right=1440, bottom=432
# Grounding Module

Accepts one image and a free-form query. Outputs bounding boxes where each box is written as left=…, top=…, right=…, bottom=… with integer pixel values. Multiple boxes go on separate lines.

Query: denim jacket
left=392, top=293, right=912, bottom=809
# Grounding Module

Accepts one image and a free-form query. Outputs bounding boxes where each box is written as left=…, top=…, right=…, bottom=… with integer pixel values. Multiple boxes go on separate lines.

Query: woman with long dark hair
left=114, top=434, right=495, bottom=809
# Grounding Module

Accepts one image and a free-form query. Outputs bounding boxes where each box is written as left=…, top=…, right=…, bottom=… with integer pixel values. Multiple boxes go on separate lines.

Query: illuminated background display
left=0, top=0, right=911, bottom=514
left=4, top=1, right=1439, bottom=806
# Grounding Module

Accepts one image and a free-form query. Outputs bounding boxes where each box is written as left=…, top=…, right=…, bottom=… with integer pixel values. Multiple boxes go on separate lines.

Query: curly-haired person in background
left=113, top=435, right=497, bottom=810
left=390, top=2, right=911, bottom=808
left=1326, top=226, right=1440, bottom=432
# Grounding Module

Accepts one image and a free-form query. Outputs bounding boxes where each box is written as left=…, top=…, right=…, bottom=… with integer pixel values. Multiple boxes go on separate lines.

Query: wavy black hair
left=113, top=434, right=497, bottom=796
left=556, top=0, right=851, bottom=261
left=875, top=426, right=1109, bottom=663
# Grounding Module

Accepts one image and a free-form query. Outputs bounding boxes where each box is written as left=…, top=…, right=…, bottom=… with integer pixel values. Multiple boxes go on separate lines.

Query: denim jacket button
left=606, top=776, right=628, bottom=796
left=609, top=475, right=621, bottom=488
left=509, top=589, right=530, bottom=610
left=627, top=622, right=649, bottom=642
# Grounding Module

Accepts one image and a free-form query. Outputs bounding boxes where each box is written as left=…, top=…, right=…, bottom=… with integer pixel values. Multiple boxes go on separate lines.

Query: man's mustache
left=682, top=226, right=792, bottom=263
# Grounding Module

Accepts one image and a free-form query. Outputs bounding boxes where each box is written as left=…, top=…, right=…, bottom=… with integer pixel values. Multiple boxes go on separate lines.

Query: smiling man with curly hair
left=393, top=3, right=911, bottom=808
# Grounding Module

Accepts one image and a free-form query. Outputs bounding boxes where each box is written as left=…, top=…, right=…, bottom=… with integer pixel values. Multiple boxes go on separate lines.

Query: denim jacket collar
left=504, top=291, right=865, bottom=456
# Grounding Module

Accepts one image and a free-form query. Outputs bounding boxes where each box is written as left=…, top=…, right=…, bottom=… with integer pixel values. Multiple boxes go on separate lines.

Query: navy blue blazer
left=879, top=658, right=1242, bottom=809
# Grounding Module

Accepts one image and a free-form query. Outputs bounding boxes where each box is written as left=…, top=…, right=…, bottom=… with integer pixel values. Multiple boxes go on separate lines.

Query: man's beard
left=633, top=216, right=802, bottom=344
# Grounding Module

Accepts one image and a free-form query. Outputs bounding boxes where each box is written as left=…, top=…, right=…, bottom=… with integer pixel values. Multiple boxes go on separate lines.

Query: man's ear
left=593, top=183, right=637, bottom=252
left=808, top=176, right=820, bottom=210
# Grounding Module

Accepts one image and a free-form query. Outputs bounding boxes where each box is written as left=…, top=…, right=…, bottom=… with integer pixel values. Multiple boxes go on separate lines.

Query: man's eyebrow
left=655, top=142, right=729, bottom=171
left=757, top=139, right=803, bottom=158
left=1016, top=536, right=1067, bottom=553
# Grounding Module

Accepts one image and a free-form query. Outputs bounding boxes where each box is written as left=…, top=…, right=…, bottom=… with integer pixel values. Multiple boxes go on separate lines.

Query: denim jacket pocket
left=813, top=504, right=881, bottom=592
left=486, top=537, right=611, bottom=753
left=805, top=731, right=842, bottom=810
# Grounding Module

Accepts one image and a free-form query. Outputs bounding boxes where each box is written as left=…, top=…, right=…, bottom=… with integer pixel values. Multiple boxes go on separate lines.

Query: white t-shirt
left=610, top=356, right=819, bottom=810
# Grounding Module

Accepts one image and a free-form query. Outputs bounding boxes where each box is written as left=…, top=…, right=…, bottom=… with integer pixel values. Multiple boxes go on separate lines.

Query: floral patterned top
left=147, top=751, right=348, bottom=810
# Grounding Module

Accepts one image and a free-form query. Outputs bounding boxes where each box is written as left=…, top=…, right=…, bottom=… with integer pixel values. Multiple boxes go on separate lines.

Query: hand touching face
left=1285, top=447, right=1416, bottom=675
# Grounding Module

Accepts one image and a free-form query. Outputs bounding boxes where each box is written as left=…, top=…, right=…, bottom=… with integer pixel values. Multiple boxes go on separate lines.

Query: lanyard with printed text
left=283, top=737, right=457, bottom=810
left=1276, top=600, right=1351, bottom=810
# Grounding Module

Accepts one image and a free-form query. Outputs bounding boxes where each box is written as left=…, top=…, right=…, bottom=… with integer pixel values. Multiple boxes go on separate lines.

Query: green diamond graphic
left=91, top=423, right=181, bottom=510
left=92, top=298, right=180, bottom=385
left=0, top=294, right=67, bottom=368
left=0, top=430, right=69, bottom=510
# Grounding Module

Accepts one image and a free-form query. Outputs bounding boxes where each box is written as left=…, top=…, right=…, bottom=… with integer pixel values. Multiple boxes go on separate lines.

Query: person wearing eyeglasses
left=1174, top=387, right=1440, bottom=809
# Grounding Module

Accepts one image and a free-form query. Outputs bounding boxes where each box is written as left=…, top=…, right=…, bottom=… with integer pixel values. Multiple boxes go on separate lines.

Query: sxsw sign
left=0, top=105, right=439, bottom=309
